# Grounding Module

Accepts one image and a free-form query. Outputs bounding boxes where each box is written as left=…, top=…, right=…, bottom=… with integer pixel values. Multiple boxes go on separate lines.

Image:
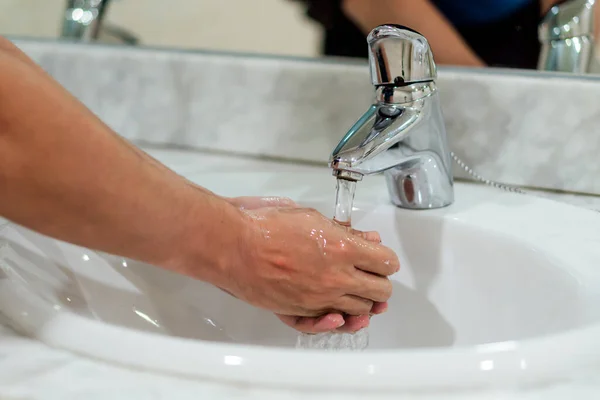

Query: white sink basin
left=1, top=171, right=600, bottom=392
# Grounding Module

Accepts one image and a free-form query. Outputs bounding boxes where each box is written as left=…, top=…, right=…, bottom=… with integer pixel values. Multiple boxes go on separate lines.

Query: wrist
left=163, top=190, right=250, bottom=290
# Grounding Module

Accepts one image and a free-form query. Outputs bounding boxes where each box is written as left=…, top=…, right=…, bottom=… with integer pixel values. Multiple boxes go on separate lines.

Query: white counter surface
left=1, top=147, right=599, bottom=400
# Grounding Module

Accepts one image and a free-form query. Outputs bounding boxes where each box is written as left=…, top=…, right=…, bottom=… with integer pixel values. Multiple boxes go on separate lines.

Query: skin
left=228, top=197, right=389, bottom=333
left=0, top=37, right=400, bottom=334
left=342, top=0, right=580, bottom=68
left=540, top=0, right=557, bottom=12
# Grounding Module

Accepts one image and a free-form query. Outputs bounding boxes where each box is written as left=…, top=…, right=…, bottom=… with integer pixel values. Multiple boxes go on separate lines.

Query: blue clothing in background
left=434, top=0, right=534, bottom=24
left=295, top=0, right=542, bottom=69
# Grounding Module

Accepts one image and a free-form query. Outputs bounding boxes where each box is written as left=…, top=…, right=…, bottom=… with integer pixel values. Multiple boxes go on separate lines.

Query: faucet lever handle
left=367, top=24, right=437, bottom=87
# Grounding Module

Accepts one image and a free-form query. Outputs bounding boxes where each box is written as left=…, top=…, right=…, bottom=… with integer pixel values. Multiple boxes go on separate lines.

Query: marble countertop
left=1, top=147, right=600, bottom=400
left=15, top=37, right=600, bottom=197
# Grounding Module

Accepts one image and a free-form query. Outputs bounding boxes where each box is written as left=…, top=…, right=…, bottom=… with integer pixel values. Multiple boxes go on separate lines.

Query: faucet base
left=384, top=156, right=454, bottom=210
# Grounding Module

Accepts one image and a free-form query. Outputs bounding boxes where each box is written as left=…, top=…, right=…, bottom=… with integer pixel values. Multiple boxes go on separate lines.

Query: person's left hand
left=226, top=196, right=390, bottom=334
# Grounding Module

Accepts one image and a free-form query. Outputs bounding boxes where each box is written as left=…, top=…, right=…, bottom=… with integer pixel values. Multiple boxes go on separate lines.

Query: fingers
left=335, top=301, right=387, bottom=333
left=334, top=314, right=370, bottom=333
left=371, top=301, right=388, bottom=315
left=276, top=313, right=370, bottom=334
left=276, top=302, right=388, bottom=334
left=345, top=228, right=399, bottom=276
left=229, top=196, right=298, bottom=210
left=278, top=314, right=372, bottom=334
left=349, top=270, right=393, bottom=303
left=349, top=229, right=381, bottom=244
left=331, top=301, right=388, bottom=333
left=351, top=239, right=400, bottom=276
left=346, top=229, right=395, bottom=304
left=276, top=313, right=345, bottom=334
left=333, top=295, right=373, bottom=316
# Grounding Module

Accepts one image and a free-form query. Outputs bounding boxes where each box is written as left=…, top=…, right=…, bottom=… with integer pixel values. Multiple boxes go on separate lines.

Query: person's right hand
left=225, top=196, right=393, bottom=333
left=217, top=206, right=400, bottom=327
left=275, top=230, right=390, bottom=334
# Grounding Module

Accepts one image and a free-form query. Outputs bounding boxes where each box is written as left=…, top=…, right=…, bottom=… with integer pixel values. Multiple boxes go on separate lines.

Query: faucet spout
left=330, top=25, right=454, bottom=209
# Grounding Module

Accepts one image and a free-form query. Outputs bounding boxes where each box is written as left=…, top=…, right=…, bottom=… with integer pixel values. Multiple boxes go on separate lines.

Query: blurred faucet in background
left=61, top=0, right=138, bottom=45
left=538, top=0, right=598, bottom=73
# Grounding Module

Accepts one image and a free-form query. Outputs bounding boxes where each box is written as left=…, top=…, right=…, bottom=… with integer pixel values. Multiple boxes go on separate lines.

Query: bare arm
left=0, top=38, right=399, bottom=330
left=342, top=0, right=485, bottom=67
left=0, top=39, right=243, bottom=286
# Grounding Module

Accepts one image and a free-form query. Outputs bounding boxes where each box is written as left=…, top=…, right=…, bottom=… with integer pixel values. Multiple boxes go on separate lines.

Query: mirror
left=1, top=0, right=599, bottom=76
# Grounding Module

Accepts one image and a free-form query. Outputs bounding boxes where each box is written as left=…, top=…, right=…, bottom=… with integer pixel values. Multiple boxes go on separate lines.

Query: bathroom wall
left=0, top=0, right=322, bottom=56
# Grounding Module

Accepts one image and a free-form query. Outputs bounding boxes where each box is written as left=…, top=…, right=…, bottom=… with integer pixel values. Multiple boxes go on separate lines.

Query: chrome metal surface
left=330, top=25, right=454, bottom=210
left=450, top=152, right=525, bottom=194
left=538, top=0, right=597, bottom=73
left=368, top=25, right=437, bottom=86
left=61, top=0, right=138, bottom=44
left=62, top=0, right=110, bottom=42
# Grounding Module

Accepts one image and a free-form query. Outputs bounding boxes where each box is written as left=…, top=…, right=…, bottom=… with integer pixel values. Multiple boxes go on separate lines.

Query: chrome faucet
left=62, top=0, right=110, bottom=42
left=329, top=25, right=454, bottom=210
left=61, top=0, right=138, bottom=45
left=538, top=0, right=597, bottom=73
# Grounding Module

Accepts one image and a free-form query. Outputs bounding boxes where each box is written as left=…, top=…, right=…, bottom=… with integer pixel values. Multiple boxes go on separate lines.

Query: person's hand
left=227, top=196, right=298, bottom=210
left=275, top=302, right=388, bottom=334
left=219, top=196, right=399, bottom=333
left=227, top=196, right=393, bottom=334
left=275, top=230, right=390, bottom=334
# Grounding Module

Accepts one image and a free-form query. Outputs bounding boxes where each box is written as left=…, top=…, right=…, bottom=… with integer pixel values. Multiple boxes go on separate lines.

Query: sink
left=1, top=171, right=600, bottom=392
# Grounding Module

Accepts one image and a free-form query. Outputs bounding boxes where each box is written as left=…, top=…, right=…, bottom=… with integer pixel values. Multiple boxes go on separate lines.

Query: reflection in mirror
left=0, top=0, right=322, bottom=56
left=538, top=0, right=598, bottom=73
left=62, top=0, right=138, bottom=45
left=294, top=0, right=599, bottom=73
left=1, top=0, right=599, bottom=76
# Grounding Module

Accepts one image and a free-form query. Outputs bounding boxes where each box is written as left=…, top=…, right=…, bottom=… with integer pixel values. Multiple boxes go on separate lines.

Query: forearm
left=342, top=0, right=485, bottom=67
left=0, top=45, right=243, bottom=285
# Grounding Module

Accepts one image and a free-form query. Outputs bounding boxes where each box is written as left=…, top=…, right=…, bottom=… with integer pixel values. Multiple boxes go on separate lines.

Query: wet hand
left=226, top=196, right=298, bottom=210
left=276, top=231, right=390, bottom=334
left=221, top=204, right=399, bottom=330
left=226, top=196, right=395, bottom=334
left=275, top=301, right=388, bottom=334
